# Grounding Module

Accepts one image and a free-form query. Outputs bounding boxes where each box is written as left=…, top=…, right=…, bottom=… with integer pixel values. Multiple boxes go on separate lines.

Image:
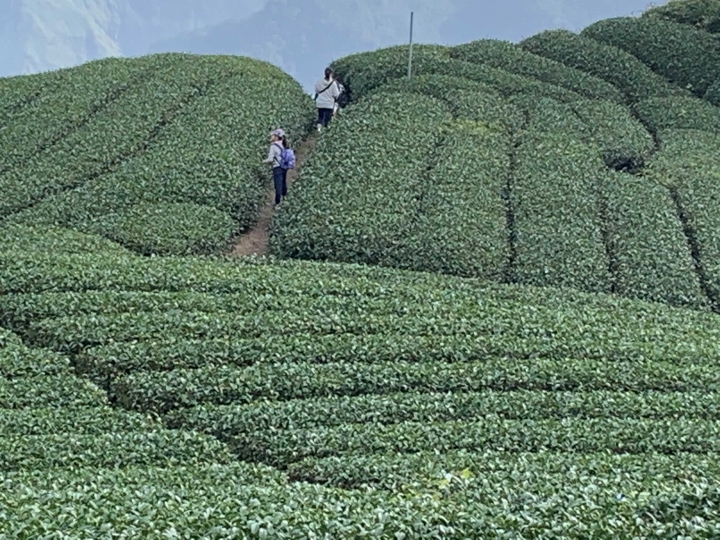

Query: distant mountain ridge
left=1, top=0, right=663, bottom=87
left=0, top=0, right=264, bottom=77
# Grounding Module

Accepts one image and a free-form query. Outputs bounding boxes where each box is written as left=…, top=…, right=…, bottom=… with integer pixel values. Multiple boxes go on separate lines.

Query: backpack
left=274, top=143, right=296, bottom=170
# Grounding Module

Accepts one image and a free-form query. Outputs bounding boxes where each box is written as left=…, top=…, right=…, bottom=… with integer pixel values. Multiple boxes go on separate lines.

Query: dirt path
left=231, top=134, right=317, bottom=257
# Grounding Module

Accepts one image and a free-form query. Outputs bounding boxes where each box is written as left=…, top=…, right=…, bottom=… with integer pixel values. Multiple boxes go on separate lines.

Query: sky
left=148, top=0, right=663, bottom=91
left=1, top=0, right=666, bottom=90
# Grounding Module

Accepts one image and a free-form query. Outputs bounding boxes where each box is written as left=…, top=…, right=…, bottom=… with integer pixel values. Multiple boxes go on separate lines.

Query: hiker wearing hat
left=263, top=128, right=295, bottom=208
left=314, top=67, right=340, bottom=132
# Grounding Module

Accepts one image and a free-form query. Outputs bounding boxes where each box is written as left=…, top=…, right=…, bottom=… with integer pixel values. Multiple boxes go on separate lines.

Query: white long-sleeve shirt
left=315, top=78, right=340, bottom=110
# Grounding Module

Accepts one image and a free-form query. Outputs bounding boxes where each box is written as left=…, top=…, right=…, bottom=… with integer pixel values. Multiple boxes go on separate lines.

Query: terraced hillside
left=2, top=226, right=720, bottom=536
left=0, top=53, right=313, bottom=255
left=272, top=14, right=720, bottom=312
left=3, top=0, right=720, bottom=536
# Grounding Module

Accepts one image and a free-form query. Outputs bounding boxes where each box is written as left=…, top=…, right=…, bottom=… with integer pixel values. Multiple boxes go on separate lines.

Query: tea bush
left=1, top=54, right=313, bottom=255
left=331, top=44, right=583, bottom=103
left=646, top=129, right=720, bottom=307
left=451, top=38, right=624, bottom=102
left=634, top=95, right=720, bottom=133
left=90, top=202, right=238, bottom=256
left=582, top=16, right=720, bottom=95
left=644, top=0, right=720, bottom=35
left=520, top=29, right=685, bottom=102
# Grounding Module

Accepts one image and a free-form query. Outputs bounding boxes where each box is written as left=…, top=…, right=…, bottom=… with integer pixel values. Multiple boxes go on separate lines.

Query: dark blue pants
left=318, top=108, right=333, bottom=127
left=273, top=167, right=287, bottom=205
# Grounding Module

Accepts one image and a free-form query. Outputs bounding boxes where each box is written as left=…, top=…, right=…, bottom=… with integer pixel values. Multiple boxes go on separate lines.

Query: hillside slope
left=4, top=1, right=720, bottom=535
left=2, top=226, right=720, bottom=536
left=272, top=19, right=720, bottom=311
left=0, top=53, right=314, bottom=255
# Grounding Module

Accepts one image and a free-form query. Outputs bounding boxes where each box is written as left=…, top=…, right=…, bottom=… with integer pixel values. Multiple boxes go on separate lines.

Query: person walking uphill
left=263, top=129, right=295, bottom=208
left=315, top=67, right=340, bottom=132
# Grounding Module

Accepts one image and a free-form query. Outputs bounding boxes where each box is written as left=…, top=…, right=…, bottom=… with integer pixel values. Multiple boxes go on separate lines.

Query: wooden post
left=407, top=12, right=415, bottom=81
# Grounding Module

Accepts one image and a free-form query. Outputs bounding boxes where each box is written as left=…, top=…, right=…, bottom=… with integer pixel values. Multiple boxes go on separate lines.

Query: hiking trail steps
left=231, top=133, right=318, bottom=258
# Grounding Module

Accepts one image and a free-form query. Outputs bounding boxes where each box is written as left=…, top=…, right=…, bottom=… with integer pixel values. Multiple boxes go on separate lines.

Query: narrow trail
left=231, top=134, right=318, bottom=257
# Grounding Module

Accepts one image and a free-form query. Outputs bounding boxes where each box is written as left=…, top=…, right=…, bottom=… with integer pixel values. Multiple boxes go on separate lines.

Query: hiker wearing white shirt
left=315, top=67, right=340, bottom=132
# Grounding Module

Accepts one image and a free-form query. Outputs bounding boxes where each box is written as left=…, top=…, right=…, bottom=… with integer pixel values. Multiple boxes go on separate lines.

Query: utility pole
left=407, top=12, right=415, bottom=81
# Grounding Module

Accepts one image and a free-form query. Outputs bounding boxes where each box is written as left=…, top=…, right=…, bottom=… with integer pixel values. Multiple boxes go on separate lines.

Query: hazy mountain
left=442, top=0, right=657, bottom=45
left=0, top=0, right=121, bottom=77
left=147, top=0, right=457, bottom=89
left=148, top=0, right=661, bottom=90
left=1, top=0, right=664, bottom=87
left=0, top=0, right=265, bottom=77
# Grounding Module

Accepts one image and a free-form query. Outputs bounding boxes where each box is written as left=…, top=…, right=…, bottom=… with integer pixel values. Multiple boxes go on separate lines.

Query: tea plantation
left=0, top=53, right=314, bottom=255
left=272, top=5, right=720, bottom=312
left=4, top=0, right=720, bottom=536
left=2, top=226, right=720, bottom=536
